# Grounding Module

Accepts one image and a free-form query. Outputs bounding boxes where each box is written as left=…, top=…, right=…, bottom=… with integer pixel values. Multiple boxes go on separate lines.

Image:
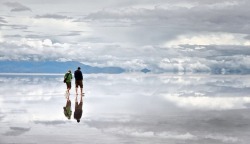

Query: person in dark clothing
left=74, top=67, right=84, bottom=95
left=74, top=94, right=83, bottom=123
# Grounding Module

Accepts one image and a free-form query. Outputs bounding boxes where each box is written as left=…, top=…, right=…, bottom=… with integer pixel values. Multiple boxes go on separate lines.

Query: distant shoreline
left=0, top=72, right=250, bottom=77
left=0, top=73, right=64, bottom=76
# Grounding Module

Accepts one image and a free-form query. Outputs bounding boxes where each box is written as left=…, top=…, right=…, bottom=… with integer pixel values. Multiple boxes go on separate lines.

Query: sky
left=1, top=0, right=250, bottom=73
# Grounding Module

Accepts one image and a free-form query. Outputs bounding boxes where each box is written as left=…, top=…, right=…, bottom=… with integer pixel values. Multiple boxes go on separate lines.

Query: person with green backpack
left=64, top=70, right=73, bottom=96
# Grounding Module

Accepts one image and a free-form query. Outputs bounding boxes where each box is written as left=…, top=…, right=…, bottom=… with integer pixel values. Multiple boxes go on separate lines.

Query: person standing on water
left=74, top=67, right=84, bottom=95
left=64, top=70, right=73, bottom=95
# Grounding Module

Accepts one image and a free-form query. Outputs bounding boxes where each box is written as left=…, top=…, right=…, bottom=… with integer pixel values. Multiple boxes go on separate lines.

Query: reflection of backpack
left=63, top=107, right=72, bottom=119
left=63, top=73, right=69, bottom=83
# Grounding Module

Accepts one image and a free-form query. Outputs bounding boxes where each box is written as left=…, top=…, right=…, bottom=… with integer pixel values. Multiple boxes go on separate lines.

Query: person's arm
left=64, top=73, right=67, bottom=79
left=80, top=71, right=83, bottom=80
left=70, top=73, right=73, bottom=80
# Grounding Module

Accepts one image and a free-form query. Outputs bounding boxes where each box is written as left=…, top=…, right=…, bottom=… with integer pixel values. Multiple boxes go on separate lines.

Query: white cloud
left=1, top=0, right=250, bottom=73
left=204, top=134, right=239, bottom=143
left=188, top=61, right=211, bottom=72
left=4, top=2, right=31, bottom=12
left=163, top=94, right=250, bottom=110
left=4, top=16, right=89, bottom=40
left=165, top=33, right=250, bottom=47
left=206, top=1, right=239, bottom=8
left=0, top=38, right=72, bottom=61
left=20, top=96, right=52, bottom=102
left=43, top=39, right=53, bottom=47
left=157, top=132, right=196, bottom=140
left=123, top=59, right=147, bottom=70
left=19, top=38, right=68, bottom=48
left=0, top=97, right=2, bottom=106
left=158, top=57, right=211, bottom=73
left=56, top=58, right=72, bottom=62
left=105, top=127, right=197, bottom=140
left=0, top=32, right=4, bottom=43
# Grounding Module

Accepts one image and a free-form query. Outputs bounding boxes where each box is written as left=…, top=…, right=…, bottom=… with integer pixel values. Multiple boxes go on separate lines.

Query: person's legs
left=75, top=81, right=78, bottom=95
left=80, top=92, right=83, bottom=102
left=67, top=88, right=70, bottom=96
left=80, top=80, right=83, bottom=96
left=65, top=83, right=68, bottom=93
left=75, top=94, right=78, bottom=102
left=65, top=83, right=71, bottom=98
left=67, top=82, right=71, bottom=95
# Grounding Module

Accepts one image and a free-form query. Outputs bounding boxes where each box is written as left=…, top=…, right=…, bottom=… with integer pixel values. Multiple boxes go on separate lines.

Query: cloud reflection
left=4, top=127, right=31, bottom=136
left=34, top=120, right=68, bottom=125
left=0, top=74, right=250, bottom=143
left=163, top=95, right=250, bottom=110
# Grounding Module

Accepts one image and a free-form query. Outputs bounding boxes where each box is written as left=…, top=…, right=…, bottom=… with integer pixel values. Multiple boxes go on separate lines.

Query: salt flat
left=0, top=74, right=250, bottom=144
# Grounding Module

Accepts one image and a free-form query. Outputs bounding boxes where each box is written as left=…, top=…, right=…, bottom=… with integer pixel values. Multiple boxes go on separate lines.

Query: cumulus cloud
left=0, top=97, right=3, bottom=109
left=57, top=31, right=82, bottom=37
left=1, top=0, right=250, bottom=73
left=0, top=38, right=72, bottom=61
left=204, top=134, right=239, bottom=143
left=163, top=94, right=250, bottom=110
left=34, top=120, right=68, bottom=125
left=3, top=127, right=30, bottom=136
left=35, top=14, right=72, bottom=19
left=4, top=2, right=31, bottom=12
left=0, top=76, right=65, bottom=104
left=0, top=17, right=7, bottom=23
left=0, top=115, right=4, bottom=121
left=167, top=57, right=247, bottom=74
left=105, top=127, right=197, bottom=140
left=158, top=57, right=211, bottom=73
left=2, top=35, right=250, bottom=73
left=74, top=0, right=250, bottom=49
left=164, top=33, right=250, bottom=47
left=0, top=32, right=4, bottom=43
left=84, top=1, right=250, bottom=34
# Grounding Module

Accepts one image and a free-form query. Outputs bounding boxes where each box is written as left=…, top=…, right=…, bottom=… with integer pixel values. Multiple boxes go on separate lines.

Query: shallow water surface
left=0, top=74, right=250, bottom=144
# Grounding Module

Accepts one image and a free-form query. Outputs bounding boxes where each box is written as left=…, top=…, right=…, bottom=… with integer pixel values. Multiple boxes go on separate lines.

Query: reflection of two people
left=63, top=94, right=83, bottom=123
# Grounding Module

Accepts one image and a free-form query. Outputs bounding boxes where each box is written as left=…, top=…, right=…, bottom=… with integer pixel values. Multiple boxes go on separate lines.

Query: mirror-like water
left=0, top=74, right=250, bottom=144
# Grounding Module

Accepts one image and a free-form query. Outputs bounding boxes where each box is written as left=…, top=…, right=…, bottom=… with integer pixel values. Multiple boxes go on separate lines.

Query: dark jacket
left=74, top=109, right=82, bottom=120
left=74, top=70, right=83, bottom=80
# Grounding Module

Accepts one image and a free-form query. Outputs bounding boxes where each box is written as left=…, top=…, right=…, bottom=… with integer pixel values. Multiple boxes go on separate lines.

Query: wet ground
left=0, top=73, right=250, bottom=144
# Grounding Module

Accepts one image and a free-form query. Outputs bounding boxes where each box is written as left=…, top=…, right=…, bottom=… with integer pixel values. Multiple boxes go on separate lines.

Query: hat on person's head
left=68, top=70, right=71, bottom=73
left=78, top=67, right=81, bottom=70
